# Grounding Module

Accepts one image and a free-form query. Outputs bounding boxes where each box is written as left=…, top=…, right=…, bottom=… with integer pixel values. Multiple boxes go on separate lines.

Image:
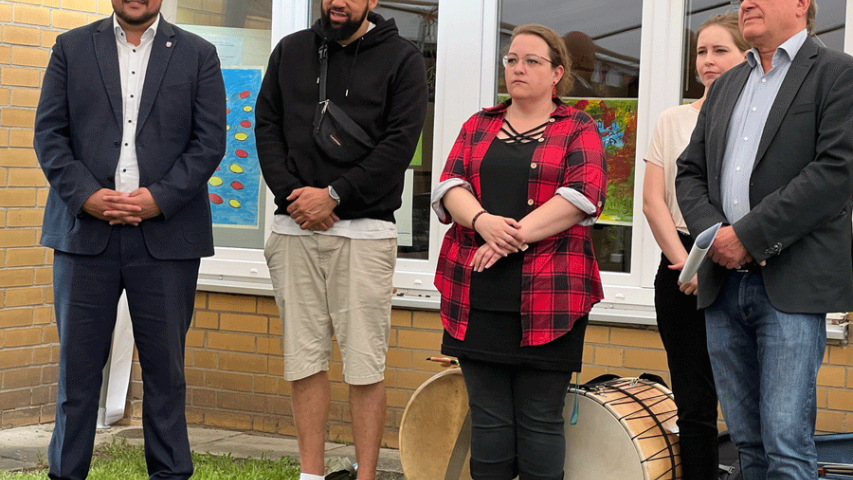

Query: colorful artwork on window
left=209, top=68, right=263, bottom=227
left=566, top=98, right=637, bottom=225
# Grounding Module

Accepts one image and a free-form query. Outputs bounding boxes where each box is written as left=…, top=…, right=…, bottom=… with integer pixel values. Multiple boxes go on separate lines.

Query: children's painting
left=210, top=68, right=263, bottom=228
left=566, top=98, right=637, bottom=225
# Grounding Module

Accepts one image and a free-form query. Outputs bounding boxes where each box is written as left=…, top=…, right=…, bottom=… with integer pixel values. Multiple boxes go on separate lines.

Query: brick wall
left=2, top=0, right=853, bottom=449
left=0, top=0, right=113, bottom=430
left=179, top=293, right=455, bottom=448
left=177, top=293, right=853, bottom=448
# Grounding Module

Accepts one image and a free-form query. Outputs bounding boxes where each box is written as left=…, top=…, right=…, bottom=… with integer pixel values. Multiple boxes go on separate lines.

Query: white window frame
left=191, top=0, right=692, bottom=310
left=193, top=0, right=305, bottom=296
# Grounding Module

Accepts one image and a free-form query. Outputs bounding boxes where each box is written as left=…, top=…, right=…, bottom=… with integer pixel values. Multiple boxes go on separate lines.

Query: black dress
left=441, top=120, right=588, bottom=373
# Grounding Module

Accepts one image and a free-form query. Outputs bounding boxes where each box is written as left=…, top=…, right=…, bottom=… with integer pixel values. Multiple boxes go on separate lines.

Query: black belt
left=735, top=262, right=762, bottom=275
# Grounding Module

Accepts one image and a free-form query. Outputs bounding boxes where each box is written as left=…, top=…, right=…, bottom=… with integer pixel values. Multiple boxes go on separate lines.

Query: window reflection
left=499, top=0, right=643, bottom=273
left=177, top=1, right=272, bottom=29
left=682, top=0, right=846, bottom=101
left=177, top=0, right=273, bottom=249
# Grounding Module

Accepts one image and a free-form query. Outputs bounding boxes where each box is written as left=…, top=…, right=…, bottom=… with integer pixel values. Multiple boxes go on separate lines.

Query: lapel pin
left=166, top=41, right=172, bottom=48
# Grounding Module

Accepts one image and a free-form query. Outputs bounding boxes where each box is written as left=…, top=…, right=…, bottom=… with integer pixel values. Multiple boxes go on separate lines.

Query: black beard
left=320, top=6, right=369, bottom=42
left=115, top=7, right=158, bottom=27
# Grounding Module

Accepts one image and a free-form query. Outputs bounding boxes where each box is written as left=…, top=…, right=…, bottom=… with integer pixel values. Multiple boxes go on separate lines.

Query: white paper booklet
left=678, top=222, right=722, bottom=284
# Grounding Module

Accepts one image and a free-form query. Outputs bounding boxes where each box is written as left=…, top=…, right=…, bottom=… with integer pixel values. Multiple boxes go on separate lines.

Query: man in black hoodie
left=255, top=1, right=427, bottom=479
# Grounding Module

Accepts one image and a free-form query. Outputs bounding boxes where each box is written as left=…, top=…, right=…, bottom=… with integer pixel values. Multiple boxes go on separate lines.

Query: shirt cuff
left=431, top=178, right=473, bottom=224
left=555, top=187, right=598, bottom=226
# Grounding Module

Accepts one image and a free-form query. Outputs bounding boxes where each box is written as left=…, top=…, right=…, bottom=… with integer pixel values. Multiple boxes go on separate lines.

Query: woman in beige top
left=642, top=12, right=748, bottom=480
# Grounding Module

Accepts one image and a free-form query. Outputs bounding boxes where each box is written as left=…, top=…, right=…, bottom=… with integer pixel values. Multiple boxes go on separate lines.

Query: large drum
left=399, top=368, right=472, bottom=480
left=565, top=377, right=681, bottom=480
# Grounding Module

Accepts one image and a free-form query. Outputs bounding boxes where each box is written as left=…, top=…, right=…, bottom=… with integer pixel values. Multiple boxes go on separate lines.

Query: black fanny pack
left=312, top=41, right=375, bottom=165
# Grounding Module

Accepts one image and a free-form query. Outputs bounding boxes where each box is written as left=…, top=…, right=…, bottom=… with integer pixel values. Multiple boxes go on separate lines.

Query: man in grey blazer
left=33, top=0, right=226, bottom=478
left=676, top=0, right=853, bottom=477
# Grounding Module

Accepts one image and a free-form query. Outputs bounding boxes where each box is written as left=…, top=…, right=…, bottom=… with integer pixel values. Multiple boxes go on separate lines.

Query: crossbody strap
left=318, top=41, right=328, bottom=102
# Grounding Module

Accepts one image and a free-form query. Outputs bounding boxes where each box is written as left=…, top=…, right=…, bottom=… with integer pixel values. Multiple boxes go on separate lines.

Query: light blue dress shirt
left=721, top=29, right=808, bottom=224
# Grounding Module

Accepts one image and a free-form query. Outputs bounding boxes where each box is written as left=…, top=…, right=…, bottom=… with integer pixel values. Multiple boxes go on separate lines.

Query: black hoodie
left=255, top=12, right=428, bottom=222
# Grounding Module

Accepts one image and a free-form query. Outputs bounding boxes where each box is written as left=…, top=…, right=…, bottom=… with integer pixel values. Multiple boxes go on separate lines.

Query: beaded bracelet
left=470, top=209, right=487, bottom=230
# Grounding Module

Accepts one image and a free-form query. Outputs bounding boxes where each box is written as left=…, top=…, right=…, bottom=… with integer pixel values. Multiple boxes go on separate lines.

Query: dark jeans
left=460, top=359, right=573, bottom=480
left=654, top=235, right=719, bottom=480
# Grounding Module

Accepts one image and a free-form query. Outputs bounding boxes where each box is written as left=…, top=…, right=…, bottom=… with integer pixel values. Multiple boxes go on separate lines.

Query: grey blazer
left=676, top=36, right=853, bottom=313
left=34, top=17, right=226, bottom=260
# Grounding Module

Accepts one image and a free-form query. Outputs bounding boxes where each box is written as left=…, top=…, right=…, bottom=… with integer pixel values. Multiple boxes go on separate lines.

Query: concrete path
left=0, top=424, right=404, bottom=479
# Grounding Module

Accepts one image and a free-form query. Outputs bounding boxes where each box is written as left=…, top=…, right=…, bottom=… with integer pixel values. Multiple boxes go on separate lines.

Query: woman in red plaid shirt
left=431, top=24, right=607, bottom=480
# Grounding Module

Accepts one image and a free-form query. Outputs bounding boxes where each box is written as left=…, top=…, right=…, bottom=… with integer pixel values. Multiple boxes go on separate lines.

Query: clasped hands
left=672, top=225, right=761, bottom=296
left=287, top=186, right=339, bottom=231
left=83, top=188, right=161, bottom=226
left=470, top=213, right=528, bottom=272
left=645, top=225, right=769, bottom=297
left=707, top=225, right=765, bottom=269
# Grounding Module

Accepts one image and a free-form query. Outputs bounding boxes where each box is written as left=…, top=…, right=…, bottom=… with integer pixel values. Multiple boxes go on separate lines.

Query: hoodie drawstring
left=346, top=37, right=362, bottom=97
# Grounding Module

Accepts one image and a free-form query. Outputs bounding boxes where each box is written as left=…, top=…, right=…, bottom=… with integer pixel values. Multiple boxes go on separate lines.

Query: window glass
left=310, top=0, right=438, bottom=260
left=498, top=0, right=642, bottom=273
left=683, top=1, right=846, bottom=101
left=177, top=0, right=273, bottom=249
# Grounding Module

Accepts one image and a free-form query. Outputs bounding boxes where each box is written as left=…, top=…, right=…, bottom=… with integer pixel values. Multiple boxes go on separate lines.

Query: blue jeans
left=704, top=272, right=825, bottom=480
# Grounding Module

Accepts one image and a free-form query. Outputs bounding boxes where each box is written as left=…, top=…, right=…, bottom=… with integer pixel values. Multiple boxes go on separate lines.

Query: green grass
left=0, top=440, right=302, bottom=480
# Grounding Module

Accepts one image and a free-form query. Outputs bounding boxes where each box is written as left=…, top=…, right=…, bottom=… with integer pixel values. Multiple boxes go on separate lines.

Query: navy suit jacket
left=34, top=16, right=226, bottom=260
left=676, top=36, right=853, bottom=313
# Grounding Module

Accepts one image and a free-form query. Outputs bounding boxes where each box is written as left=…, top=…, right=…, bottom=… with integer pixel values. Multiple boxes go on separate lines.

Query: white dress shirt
left=720, top=29, right=807, bottom=224
left=113, top=14, right=160, bottom=193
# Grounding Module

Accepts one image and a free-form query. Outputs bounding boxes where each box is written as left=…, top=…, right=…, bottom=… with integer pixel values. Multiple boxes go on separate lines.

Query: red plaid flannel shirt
left=434, top=100, right=607, bottom=346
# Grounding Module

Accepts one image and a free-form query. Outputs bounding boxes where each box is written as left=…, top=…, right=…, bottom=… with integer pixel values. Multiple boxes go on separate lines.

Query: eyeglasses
left=729, top=0, right=743, bottom=7
left=502, top=54, right=557, bottom=69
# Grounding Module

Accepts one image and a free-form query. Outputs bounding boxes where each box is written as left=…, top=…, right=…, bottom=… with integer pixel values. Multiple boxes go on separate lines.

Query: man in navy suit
left=33, top=0, right=226, bottom=478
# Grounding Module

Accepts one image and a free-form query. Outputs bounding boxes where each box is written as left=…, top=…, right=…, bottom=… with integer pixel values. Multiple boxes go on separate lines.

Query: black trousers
left=654, top=234, right=719, bottom=480
left=460, top=359, right=574, bottom=480
left=48, top=227, right=199, bottom=480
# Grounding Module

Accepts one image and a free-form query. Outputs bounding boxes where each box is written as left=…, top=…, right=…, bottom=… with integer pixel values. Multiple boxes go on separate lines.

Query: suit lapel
left=754, top=37, right=818, bottom=168
left=93, top=17, right=123, bottom=129
left=136, top=20, right=176, bottom=136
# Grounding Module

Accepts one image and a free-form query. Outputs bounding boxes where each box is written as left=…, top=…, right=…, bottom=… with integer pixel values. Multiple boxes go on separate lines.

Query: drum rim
left=398, top=368, right=468, bottom=479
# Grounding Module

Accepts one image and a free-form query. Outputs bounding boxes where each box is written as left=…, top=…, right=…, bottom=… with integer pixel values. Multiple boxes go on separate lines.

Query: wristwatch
left=328, top=186, right=340, bottom=205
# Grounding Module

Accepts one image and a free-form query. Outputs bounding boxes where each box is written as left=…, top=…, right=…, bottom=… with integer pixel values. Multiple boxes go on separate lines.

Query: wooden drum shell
left=399, top=368, right=472, bottom=480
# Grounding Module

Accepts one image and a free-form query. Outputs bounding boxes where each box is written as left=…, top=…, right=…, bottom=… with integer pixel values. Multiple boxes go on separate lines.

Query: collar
left=483, top=98, right=571, bottom=118
left=746, top=28, right=808, bottom=69
left=113, top=13, right=160, bottom=43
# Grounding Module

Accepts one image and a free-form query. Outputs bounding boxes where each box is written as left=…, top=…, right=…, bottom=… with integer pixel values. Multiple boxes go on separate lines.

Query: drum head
left=565, top=379, right=681, bottom=480
left=565, top=391, right=646, bottom=480
left=399, top=368, right=472, bottom=480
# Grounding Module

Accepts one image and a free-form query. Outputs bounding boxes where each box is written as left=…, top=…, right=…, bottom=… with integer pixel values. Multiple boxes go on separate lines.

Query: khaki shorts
left=265, top=233, right=396, bottom=385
